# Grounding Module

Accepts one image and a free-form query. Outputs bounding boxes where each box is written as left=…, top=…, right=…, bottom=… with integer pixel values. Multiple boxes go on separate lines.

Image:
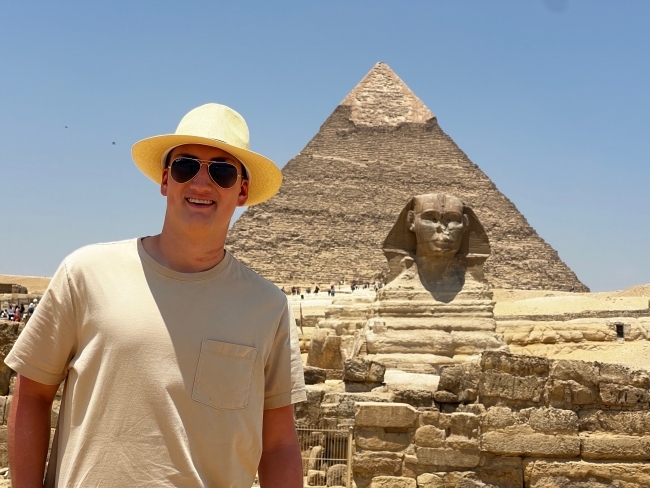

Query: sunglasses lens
left=208, top=163, right=239, bottom=189
left=170, top=158, right=201, bottom=183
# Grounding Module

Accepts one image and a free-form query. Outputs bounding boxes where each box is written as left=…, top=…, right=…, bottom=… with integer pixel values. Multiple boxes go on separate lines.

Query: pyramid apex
left=340, top=62, right=434, bottom=127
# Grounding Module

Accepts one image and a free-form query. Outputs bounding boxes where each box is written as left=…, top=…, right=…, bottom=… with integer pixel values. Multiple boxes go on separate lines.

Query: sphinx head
left=407, top=194, right=469, bottom=259
left=382, top=193, right=490, bottom=283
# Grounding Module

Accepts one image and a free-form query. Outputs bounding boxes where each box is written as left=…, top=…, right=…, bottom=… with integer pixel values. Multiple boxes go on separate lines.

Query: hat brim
left=132, top=134, right=282, bottom=206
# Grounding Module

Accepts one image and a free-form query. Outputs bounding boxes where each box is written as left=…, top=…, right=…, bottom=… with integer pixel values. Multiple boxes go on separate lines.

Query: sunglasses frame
left=168, top=157, right=243, bottom=189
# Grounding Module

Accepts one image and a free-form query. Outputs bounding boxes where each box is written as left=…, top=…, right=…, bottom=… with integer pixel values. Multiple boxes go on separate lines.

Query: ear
left=160, top=168, right=169, bottom=197
left=407, top=210, right=415, bottom=232
left=463, top=214, right=469, bottom=228
left=237, top=179, right=249, bottom=207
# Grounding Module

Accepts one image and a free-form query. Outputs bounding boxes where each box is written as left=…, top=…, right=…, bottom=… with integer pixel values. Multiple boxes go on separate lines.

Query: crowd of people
left=0, top=298, right=38, bottom=322
left=281, top=281, right=385, bottom=299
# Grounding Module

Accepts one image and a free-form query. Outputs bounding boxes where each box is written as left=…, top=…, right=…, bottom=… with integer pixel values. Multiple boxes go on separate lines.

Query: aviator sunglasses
left=168, top=157, right=243, bottom=189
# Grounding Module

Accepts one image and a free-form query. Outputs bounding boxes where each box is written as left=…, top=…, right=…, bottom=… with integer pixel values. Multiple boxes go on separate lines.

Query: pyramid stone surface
left=227, top=63, right=588, bottom=292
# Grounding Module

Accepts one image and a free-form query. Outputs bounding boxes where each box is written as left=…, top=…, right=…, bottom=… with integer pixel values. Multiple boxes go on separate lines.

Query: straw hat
left=132, top=103, right=282, bottom=206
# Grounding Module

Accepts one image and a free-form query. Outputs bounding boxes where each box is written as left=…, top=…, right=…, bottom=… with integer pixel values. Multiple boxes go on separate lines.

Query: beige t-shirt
left=6, top=239, right=306, bottom=488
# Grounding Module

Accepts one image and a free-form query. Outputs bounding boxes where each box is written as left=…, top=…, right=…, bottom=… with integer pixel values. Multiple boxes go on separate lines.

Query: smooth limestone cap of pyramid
left=340, top=62, right=434, bottom=127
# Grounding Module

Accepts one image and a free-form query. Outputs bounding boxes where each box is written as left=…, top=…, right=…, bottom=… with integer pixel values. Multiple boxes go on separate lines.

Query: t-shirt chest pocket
left=192, top=340, right=258, bottom=409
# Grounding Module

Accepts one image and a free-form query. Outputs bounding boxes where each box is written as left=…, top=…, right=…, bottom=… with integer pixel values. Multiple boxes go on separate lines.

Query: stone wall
left=497, top=312, right=650, bottom=357
left=349, top=351, right=650, bottom=487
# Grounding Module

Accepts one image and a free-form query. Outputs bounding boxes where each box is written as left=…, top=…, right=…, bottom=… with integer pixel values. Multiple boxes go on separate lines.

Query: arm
left=8, top=374, right=60, bottom=488
left=258, top=404, right=302, bottom=488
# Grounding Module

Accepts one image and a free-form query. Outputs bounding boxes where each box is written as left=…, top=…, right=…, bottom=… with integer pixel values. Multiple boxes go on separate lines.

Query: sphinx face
left=408, top=194, right=468, bottom=257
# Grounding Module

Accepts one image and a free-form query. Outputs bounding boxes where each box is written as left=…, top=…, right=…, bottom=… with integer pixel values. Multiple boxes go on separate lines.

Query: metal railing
left=297, top=425, right=353, bottom=488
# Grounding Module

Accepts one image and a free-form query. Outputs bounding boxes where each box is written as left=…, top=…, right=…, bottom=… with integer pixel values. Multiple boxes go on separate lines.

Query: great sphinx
left=308, top=192, right=507, bottom=376
left=364, top=193, right=508, bottom=374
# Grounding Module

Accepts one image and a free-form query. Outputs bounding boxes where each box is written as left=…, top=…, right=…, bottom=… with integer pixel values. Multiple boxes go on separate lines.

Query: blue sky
left=1, top=1, right=648, bottom=292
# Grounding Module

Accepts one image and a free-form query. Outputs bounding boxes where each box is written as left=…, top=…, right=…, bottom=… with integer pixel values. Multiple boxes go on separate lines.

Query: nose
left=188, top=163, right=213, bottom=190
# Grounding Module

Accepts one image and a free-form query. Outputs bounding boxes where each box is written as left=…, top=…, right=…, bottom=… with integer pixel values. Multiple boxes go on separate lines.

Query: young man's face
left=161, top=143, right=249, bottom=237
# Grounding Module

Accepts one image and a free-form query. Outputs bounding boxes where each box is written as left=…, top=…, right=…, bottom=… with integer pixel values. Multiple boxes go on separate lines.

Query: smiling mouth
left=186, top=197, right=215, bottom=206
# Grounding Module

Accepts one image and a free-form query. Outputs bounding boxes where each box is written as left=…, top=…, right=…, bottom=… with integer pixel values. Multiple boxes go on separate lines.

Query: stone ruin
left=298, top=351, right=650, bottom=488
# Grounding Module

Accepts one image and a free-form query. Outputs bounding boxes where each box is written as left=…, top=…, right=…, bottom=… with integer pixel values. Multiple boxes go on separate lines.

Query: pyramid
left=227, top=63, right=588, bottom=292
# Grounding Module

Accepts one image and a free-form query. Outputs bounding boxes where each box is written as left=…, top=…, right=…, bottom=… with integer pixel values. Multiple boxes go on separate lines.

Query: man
left=6, top=103, right=306, bottom=487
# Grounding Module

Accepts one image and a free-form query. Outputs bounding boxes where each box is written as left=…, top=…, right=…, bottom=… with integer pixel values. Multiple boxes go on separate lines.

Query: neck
left=414, top=247, right=456, bottom=281
left=143, top=222, right=228, bottom=273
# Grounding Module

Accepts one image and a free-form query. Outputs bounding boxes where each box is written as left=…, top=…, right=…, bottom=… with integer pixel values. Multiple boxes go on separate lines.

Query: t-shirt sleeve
left=263, top=298, right=306, bottom=410
left=5, top=260, right=78, bottom=385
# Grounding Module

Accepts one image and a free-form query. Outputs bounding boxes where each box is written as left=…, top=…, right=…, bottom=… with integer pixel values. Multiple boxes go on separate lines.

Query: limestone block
left=295, top=387, right=325, bottom=426
left=344, top=382, right=382, bottom=393
left=414, top=425, right=446, bottom=448
left=307, top=469, right=326, bottom=486
left=308, top=445, right=325, bottom=471
left=480, top=351, right=549, bottom=376
left=415, top=447, right=480, bottom=469
left=356, top=429, right=411, bottom=452
left=392, top=389, right=433, bottom=408
left=343, top=358, right=385, bottom=383
left=482, top=406, right=517, bottom=430
left=383, top=370, right=439, bottom=393
left=549, top=359, right=599, bottom=386
left=304, top=366, right=328, bottom=384
left=432, top=391, right=457, bottom=403
left=480, top=431, right=580, bottom=457
left=444, top=435, right=479, bottom=450
left=578, top=409, right=650, bottom=434
left=449, top=412, right=479, bottom=438
left=599, top=362, right=650, bottom=388
left=581, top=433, right=650, bottom=460
left=352, top=451, right=403, bottom=477
left=545, top=379, right=597, bottom=408
left=354, top=402, right=418, bottom=429
left=326, top=464, right=347, bottom=486
left=479, top=370, right=545, bottom=405
left=523, top=458, right=650, bottom=487
left=599, top=382, right=649, bottom=408
left=416, top=472, right=483, bottom=488
left=308, top=330, right=344, bottom=370
left=420, top=410, right=446, bottom=427
left=437, top=362, right=480, bottom=402
left=365, top=329, right=454, bottom=355
left=368, top=476, right=416, bottom=488
left=527, top=407, right=579, bottom=434
left=477, top=454, right=524, bottom=488
left=324, top=392, right=391, bottom=419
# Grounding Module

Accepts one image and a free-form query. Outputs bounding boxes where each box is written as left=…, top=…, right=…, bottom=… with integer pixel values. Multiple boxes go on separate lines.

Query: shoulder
left=62, top=239, right=138, bottom=276
left=227, top=253, right=287, bottom=305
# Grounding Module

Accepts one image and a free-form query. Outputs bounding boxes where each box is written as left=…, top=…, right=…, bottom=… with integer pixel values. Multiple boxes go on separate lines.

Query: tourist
left=314, top=285, right=320, bottom=295
left=7, top=306, right=14, bottom=321
left=27, top=301, right=35, bottom=317
left=6, top=103, right=306, bottom=487
left=13, top=306, right=20, bottom=323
